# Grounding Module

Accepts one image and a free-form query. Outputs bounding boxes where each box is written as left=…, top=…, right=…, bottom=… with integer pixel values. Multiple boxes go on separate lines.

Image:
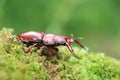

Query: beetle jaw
left=64, top=38, right=80, bottom=59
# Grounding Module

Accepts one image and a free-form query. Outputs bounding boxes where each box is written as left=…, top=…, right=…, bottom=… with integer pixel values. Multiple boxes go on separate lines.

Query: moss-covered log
left=0, top=28, right=120, bottom=80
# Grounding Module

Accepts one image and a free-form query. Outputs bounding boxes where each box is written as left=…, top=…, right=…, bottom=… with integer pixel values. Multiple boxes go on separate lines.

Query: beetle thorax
left=43, top=34, right=66, bottom=45
left=43, top=34, right=55, bottom=45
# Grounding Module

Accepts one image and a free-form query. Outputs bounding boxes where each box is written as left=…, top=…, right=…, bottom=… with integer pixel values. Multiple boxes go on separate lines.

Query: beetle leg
left=33, top=43, right=42, bottom=52
left=44, top=46, right=59, bottom=58
left=50, top=46, right=59, bottom=52
left=25, top=43, right=37, bottom=53
left=65, top=42, right=80, bottom=59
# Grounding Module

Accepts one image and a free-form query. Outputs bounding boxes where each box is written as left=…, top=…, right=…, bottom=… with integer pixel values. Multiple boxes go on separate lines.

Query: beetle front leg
left=65, top=42, right=80, bottom=59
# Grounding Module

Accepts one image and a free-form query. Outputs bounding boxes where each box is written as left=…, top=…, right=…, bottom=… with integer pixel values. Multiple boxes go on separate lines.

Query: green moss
left=0, top=28, right=120, bottom=80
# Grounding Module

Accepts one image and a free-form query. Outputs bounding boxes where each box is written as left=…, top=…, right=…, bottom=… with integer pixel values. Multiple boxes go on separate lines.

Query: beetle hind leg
left=24, top=43, right=37, bottom=53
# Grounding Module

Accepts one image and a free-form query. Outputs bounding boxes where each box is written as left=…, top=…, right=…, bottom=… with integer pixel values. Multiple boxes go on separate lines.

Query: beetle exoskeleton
left=18, top=31, right=87, bottom=59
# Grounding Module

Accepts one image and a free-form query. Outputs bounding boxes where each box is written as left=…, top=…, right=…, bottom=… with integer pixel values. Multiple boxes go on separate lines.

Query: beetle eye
left=61, top=41, right=65, bottom=44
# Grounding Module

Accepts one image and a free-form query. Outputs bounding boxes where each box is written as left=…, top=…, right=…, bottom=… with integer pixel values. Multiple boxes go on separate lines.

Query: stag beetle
left=18, top=31, right=87, bottom=59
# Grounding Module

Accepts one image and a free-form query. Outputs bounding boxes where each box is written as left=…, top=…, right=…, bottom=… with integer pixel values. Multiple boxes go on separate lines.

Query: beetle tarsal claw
left=84, top=47, right=91, bottom=53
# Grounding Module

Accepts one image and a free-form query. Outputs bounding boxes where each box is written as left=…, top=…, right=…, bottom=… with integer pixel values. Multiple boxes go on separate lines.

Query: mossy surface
left=0, top=28, right=120, bottom=80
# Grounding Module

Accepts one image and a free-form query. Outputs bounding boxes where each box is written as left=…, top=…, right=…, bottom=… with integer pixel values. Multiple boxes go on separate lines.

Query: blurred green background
left=0, top=0, right=120, bottom=59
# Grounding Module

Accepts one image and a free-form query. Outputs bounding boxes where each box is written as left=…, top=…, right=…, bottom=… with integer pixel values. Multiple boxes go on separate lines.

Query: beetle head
left=65, top=38, right=87, bottom=59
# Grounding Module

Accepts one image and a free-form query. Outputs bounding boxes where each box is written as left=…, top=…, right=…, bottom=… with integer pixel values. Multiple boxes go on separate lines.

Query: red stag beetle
left=18, top=31, right=87, bottom=59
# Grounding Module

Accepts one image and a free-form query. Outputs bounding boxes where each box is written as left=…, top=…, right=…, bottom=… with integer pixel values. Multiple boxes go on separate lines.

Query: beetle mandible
left=18, top=31, right=87, bottom=59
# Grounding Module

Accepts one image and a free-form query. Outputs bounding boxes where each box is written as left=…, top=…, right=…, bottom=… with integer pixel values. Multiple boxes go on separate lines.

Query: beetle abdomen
left=18, top=31, right=44, bottom=41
